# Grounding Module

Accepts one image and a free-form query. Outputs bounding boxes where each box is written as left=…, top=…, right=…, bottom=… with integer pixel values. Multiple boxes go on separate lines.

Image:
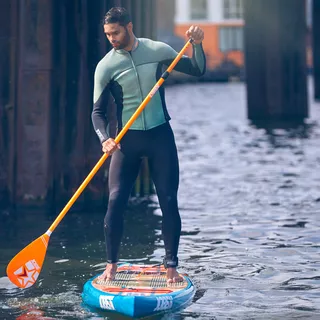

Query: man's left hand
left=186, top=25, right=204, bottom=44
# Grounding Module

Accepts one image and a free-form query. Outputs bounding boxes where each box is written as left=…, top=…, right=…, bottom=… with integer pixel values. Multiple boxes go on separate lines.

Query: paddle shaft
left=48, top=38, right=193, bottom=234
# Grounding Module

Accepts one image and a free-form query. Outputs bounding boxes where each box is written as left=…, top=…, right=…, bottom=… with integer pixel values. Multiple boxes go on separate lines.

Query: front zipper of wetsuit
left=128, top=51, right=146, bottom=130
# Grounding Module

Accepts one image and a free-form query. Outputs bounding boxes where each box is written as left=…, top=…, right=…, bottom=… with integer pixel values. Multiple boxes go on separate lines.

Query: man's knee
left=158, top=193, right=178, bottom=205
left=104, top=190, right=128, bottom=227
left=158, top=193, right=179, bottom=214
left=108, top=189, right=129, bottom=209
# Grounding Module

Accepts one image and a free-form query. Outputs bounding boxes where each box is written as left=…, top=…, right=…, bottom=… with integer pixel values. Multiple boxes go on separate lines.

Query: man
left=92, top=7, right=205, bottom=283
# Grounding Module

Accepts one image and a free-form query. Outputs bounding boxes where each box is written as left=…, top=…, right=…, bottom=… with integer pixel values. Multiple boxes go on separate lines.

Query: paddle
left=6, top=38, right=194, bottom=288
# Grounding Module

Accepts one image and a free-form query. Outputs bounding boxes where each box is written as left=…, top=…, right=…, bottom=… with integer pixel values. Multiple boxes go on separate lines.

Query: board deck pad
left=92, top=264, right=188, bottom=295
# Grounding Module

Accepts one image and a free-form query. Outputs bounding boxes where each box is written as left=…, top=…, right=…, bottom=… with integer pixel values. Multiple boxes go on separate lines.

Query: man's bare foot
left=98, top=263, right=117, bottom=281
left=166, top=267, right=184, bottom=284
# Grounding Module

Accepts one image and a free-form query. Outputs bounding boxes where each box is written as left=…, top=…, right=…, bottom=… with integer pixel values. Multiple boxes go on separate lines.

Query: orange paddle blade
left=6, top=233, right=50, bottom=288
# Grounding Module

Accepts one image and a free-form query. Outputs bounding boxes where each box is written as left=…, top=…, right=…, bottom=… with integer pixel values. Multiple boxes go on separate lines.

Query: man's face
left=104, top=22, right=131, bottom=50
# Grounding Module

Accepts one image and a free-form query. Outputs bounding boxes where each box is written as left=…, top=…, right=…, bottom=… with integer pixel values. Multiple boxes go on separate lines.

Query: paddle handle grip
left=48, top=38, right=193, bottom=233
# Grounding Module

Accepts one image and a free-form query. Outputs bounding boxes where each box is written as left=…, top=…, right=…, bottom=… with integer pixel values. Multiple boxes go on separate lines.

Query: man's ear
left=127, top=22, right=133, bottom=32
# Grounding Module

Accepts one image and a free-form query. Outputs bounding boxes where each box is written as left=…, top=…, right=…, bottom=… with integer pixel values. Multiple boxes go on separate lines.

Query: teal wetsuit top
left=92, top=37, right=206, bottom=143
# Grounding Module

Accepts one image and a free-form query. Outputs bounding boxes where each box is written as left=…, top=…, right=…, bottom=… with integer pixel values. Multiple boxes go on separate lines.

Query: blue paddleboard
left=82, top=263, right=195, bottom=318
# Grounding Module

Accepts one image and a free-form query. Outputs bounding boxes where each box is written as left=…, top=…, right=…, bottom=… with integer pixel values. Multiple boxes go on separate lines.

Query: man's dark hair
left=104, top=7, right=132, bottom=26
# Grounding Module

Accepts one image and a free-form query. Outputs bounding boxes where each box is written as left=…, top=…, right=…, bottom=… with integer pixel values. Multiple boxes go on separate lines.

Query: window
left=223, top=0, right=244, bottom=19
left=219, top=27, right=243, bottom=52
left=190, top=0, right=208, bottom=20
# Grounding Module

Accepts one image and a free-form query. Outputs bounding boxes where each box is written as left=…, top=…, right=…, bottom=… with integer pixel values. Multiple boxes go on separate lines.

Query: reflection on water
left=1, top=82, right=320, bottom=319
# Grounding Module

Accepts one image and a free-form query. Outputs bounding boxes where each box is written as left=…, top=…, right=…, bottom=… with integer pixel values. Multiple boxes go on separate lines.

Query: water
left=1, top=81, right=320, bottom=319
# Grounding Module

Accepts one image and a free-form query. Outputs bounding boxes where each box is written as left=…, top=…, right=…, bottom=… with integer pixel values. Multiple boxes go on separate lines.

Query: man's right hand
left=102, top=138, right=120, bottom=155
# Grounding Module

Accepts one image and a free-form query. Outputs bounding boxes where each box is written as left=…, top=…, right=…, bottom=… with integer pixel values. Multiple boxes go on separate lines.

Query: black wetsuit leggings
left=104, top=122, right=181, bottom=266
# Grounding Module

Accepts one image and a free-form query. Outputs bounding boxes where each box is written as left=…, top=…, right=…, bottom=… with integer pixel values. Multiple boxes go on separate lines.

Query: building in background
left=174, top=0, right=244, bottom=72
left=174, top=0, right=313, bottom=75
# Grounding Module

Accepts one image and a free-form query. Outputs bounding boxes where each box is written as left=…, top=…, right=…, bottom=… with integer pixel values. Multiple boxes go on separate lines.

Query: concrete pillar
left=156, top=0, right=184, bottom=50
left=15, top=0, right=55, bottom=207
left=0, top=0, right=10, bottom=209
left=1, top=0, right=158, bottom=210
left=313, top=0, right=320, bottom=100
left=244, top=0, right=308, bottom=122
left=156, top=0, right=175, bottom=39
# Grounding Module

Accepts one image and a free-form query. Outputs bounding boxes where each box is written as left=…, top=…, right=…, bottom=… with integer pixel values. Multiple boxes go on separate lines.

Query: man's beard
left=114, top=27, right=130, bottom=50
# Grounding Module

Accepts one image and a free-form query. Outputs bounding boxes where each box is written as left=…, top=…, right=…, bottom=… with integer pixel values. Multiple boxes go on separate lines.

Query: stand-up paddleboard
left=82, top=263, right=195, bottom=318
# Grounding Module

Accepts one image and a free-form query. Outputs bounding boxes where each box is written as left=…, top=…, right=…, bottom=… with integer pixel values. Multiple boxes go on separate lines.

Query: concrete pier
left=244, top=0, right=308, bottom=121
left=0, top=0, right=157, bottom=210
left=313, top=0, right=320, bottom=101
